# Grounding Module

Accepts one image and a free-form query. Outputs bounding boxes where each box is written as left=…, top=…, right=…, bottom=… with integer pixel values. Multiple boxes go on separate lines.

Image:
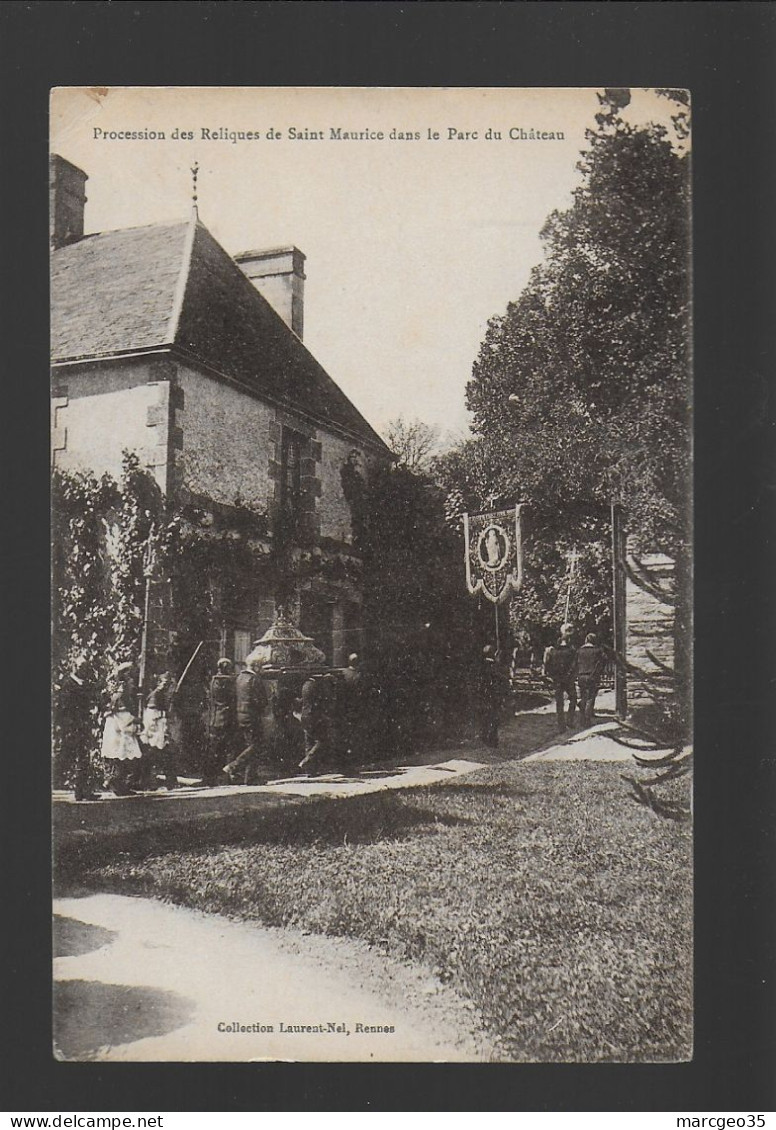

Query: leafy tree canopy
left=461, top=89, right=690, bottom=560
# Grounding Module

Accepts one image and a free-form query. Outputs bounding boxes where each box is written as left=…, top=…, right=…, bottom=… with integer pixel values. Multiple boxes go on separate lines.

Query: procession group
left=57, top=652, right=372, bottom=800
left=477, top=625, right=607, bottom=749
left=56, top=626, right=607, bottom=802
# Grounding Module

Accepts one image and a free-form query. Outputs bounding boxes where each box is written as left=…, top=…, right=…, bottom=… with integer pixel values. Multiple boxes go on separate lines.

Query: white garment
left=101, top=710, right=142, bottom=761
left=141, top=707, right=168, bottom=750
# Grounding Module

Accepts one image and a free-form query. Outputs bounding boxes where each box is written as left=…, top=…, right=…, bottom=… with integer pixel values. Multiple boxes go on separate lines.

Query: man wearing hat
left=56, top=655, right=100, bottom=801
left=476, top=644, right=510, bottom=748
left=340, top=652, right=368, bottom=760
left=543, top=628, right=579, bottom=732
left=576, top=633, right=606, bottom=728
left=206, top=658, right=237, bottom=785
left=223, top=655, right=270, bottom=785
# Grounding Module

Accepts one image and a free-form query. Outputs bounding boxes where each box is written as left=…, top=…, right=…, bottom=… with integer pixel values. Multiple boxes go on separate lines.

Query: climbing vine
left=110, top=452, right=165, bottom=664
left=52, top=466, right=119, bottom=685
left=160, top=498, right=274, bottom=670
left=52, top=452, right=293, bottom=681
left=52, top=466, right=119, bottom=777
left=53, top=450, right=370, bottom=773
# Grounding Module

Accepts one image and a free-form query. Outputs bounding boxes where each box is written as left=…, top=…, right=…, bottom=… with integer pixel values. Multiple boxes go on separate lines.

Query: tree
left=384, top=415, right=440, bottom=473
left=444, top=89, right=691, bottom=719
left=466, top=89, right=690, bottom=552
left=341, top=455, right=481, bottom=753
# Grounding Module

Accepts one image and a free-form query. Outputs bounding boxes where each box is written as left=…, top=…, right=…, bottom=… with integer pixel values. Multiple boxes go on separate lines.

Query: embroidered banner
left=463, top=504, right=524, bottom=604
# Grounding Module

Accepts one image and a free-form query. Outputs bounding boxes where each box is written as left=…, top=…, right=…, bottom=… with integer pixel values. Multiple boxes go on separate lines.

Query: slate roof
left=51, top=215, right=389, bottom=452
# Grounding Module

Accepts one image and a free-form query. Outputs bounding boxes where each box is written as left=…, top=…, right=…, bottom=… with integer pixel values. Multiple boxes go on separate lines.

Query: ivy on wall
left=52, top=450, right=367, bottom=772
left=52, top=452, right=274, bottom=765
left=52, top=465, right=118, bottom=683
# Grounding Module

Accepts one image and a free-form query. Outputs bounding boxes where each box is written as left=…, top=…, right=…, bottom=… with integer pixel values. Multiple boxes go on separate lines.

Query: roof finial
left=191, top=161, right=199, bottom=217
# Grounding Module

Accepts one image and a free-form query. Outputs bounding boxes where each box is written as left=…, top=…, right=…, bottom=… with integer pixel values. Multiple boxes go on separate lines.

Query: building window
left=233, top=628, right=253, bottom=668
left=281, top=429, right=303, bottom=514
left=300, top=592, right=334, bottom=665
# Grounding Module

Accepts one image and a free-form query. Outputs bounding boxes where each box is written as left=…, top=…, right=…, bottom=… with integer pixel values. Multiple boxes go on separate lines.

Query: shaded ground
left=53, top=914, right=116, bottom=958
left=53, top=893, right=496, bottom=1062
left=53, top=694, right=576, bottom=817
left=53, top=698, right=636, bottom=861
left=54, top=978, right=194, bottom=1060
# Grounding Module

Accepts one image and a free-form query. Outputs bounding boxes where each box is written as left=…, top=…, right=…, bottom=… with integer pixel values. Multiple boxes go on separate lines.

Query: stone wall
left=175, top=363, right=275, bottom=510
left=176, top=361, right=380, bottom=547
left=52, top=353, right=384, bottom=666
left=51, top=357, right=174, bottom=494
left=53, top=353, right=384, bottom=544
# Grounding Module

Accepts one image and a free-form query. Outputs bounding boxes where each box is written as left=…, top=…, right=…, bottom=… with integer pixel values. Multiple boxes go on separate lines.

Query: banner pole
left=494, top=600, right=500, bottom=655
left=175, top=640, right=204, bottom=695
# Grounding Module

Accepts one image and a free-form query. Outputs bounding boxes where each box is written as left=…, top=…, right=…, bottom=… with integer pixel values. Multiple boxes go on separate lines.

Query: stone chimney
left=234, top=246, right=306, bottom=339
left=50, top=154, right=88, bottom=250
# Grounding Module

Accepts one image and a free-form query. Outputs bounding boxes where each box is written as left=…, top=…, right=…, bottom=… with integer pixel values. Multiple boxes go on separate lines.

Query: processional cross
left=564, top=545, right=580, bottom=624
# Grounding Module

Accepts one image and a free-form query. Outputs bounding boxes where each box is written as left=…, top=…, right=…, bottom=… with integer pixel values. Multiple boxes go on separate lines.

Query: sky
left=51, top=87, right=676, bottom=444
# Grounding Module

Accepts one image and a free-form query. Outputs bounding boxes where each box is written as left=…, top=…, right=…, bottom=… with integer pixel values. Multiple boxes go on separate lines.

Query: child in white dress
left=101, top=662, right=142, bottom=796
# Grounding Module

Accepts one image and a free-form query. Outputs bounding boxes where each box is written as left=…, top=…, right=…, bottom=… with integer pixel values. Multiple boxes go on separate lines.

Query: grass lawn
left=80, top=760, right=692, bottom=1062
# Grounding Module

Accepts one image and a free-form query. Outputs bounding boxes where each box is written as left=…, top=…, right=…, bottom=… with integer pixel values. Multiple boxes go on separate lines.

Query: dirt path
left=53, top=893, right=497, bottom=1063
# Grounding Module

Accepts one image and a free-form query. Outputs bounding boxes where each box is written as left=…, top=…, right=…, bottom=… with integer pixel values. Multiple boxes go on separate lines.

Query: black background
left=2, top=0, right=775, bottom=1113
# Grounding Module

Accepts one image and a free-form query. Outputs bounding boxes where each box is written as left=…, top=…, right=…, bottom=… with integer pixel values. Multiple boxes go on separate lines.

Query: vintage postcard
left=51, top=86, right=692, bottom=1063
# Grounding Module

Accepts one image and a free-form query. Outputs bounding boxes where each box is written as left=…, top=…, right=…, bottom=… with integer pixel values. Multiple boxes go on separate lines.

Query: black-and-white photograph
left=51, top=86, right=692, bottom=1063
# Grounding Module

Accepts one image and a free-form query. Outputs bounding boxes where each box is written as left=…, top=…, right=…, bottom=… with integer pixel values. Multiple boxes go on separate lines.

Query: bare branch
left=384, top=416, right=440, bottom=473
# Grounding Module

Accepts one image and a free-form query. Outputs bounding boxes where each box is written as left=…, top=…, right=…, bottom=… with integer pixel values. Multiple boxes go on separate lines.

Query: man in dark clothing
left=223, top=659, right=270, bottom=785
left=342, top=652, right=362, bottom=690
left=576, top=633, right=605, bottom=727
left=57, top=656, right=100, bottom=800
left=340, top=653, right=366, bottom=760
left=267, top=678, right=305, bottom=766
left=299, top=674, right=334, bottom=770
left=477, top=645, right=510, bottom=748
left=543, top=633, right=578, bottom=732
left=206, top=658, right=237, bottom=785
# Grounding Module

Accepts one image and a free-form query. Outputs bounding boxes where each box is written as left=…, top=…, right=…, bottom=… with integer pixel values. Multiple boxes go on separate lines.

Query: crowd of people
left=473, top=624, right=608, bottom=749
left=56, top=651, right=376, bottom=799
left=55, top=626, right=608, bottom=801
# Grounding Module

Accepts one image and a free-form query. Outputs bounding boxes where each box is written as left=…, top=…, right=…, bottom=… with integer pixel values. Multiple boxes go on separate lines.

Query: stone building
left=50, top=154, right=392, bottom=669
